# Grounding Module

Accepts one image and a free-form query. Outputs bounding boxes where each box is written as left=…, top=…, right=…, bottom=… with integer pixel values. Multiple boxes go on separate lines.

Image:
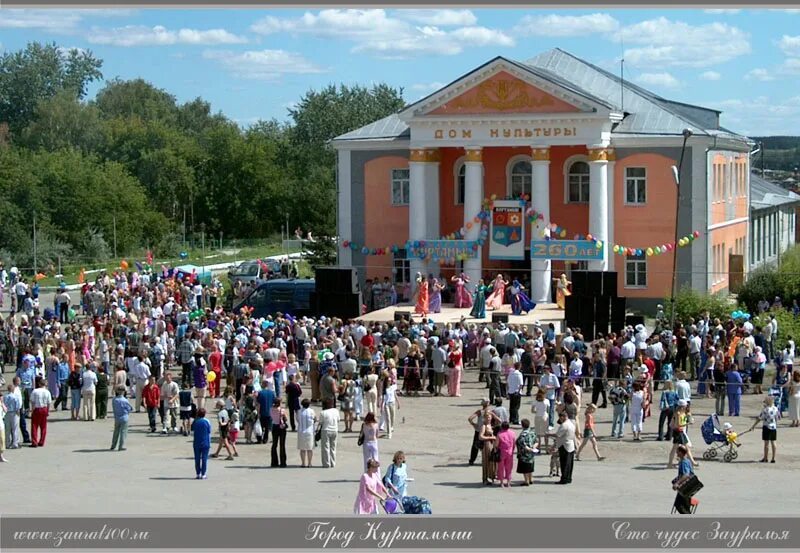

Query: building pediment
left=400, top=57, right=613, bottom=122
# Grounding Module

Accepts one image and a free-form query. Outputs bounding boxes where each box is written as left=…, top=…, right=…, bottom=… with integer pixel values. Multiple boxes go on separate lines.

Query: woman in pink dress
left=353, top=458, right=389, bottom=514
left=485, top=274, right=508, bottom=311
left=448, top=341, right=463, bottom=397
left=495, top=422, right=517, bottom=488
left=451, top=273, right=473, bottom=309
left=413, top=273, right=429, bottom=316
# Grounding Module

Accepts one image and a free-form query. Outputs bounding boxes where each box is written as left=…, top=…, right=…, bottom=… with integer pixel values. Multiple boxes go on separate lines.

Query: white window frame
left=624, top=167, right=647, bottom=206
left=393, top=248, right=411, bottom=285
left=454, top=159, right=466, bottom=206
left=390, top=168, right=410, bottom=206
left=564, top=156, right=591, bottom=204
left=625, top=253, right=647, bottom=289
left=506, top=155, right=532, bottom=199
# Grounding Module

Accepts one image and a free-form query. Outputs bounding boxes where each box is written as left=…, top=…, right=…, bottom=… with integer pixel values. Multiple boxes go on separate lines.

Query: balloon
left=596, top=241, right=603, bottom=249
left=646, top=247, right=654, bottom=256
left=179, top=251, right=188, bottom=260
left=120, top=260, right=129, bottom=270
left=343, top=240, right=350, bottom=248
left=560, top=230, right=567, bottom=238
left=490, top=194, right=497, bottom=200
left=693, top=230, right=700, bottom=238
left=207, top=372, right=216, bottom=383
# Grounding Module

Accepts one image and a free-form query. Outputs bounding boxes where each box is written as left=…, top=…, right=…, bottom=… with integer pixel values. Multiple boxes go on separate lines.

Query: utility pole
left=182, top=207, right=187, bottom=248
left=201, top=223, right=206, bottom=281
left=33, top=212, right=37, bottom=276
left=113, top=216, right=118, bottom=259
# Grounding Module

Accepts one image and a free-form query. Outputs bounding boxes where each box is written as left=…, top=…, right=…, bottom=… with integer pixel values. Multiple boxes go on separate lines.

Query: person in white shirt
left=160, top=372, right=180, bottom=434
left=132, top=355, right=152, bottom=412
left=80, top=365, right=98, bottom=421
left=381, top=377, right=400, bottom=439
left=479, top=340, right=494, bottom=384
left=297, top=399, right=317, bottom=467
left=621, top=337, right=636, bottom=368
left=553, top=411, right=576, bottom=484
left=29, top=377, right=52, bottom=447
left=688, top=331, right=702, bottom=380
left=561, top=330, right=575, bottom=356
left=506, top=365, right=523, bottom=424
left=319, top=399, right=341, bottom=468
left=675, top=372, right=691, bottom=405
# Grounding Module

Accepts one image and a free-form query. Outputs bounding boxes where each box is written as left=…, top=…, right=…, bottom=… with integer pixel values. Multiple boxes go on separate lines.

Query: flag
left=135, top=261, right=143, bottom=273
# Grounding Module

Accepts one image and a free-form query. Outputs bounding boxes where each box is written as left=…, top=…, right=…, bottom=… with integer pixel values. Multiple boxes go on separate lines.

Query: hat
left=723, top=422, right=733, bottom=431
left=484, top=338, right=491, bottom=344
left=677, top=399, right=688, bottom=407
left=639, top=365, right=648, bottom=373
left=498, top=323, right=506, bottom=330
left=635, top=324, right=644, bottom=332
left=323, top=352, right=334, bottom=361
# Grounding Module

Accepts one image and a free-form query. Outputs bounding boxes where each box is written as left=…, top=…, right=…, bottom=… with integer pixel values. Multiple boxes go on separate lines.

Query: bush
left=752, top=308, right=800, bottom=352
left=664, top=285, right=732, bottom=323
left=81, top=228, right=111, bottom=263
left=738, top=266, right=781, bottom=313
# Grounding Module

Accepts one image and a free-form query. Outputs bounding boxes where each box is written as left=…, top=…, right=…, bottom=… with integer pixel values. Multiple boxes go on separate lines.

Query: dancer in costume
left=413, top=273, right=429, bottom=316
left=469, top=280, right=489, bottom=319
left=509, top=280, right=536, bottom=315
left=485, top=274, right=508, bottom=311
left=451, top=272, right=473, bottom=309
left=554, top=274, right=572, bottom=310
left=428, top=278, right=445, bottom=314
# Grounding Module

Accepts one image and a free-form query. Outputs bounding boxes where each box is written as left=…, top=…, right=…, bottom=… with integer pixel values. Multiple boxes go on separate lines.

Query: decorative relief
left=588, top=148, right=616, bottom=162
left=409, top=148, right=441, bottom=163
left=447, top=79, right=558, bottom=111
left=531, top=147, right=550, bottom=161
left=464, top=148, right=483, bottom=162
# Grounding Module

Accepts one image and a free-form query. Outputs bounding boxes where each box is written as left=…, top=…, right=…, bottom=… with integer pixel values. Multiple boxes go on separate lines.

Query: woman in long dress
left=485, top=274, right=508, bottom=311
left=353, top=458, right=389, bottom=514
left=428, top=278, right=444, bottom=314
left=479, top=413, right=497, bottom=485
left=554, top=274, right=572, bottom=310
left=509, top=279, right=536, bottom=315
left=451, top=273, right=473, bottom=309
left=413, top=273, right=428, bottom=316
left=469, top=280, right=488, bottom=319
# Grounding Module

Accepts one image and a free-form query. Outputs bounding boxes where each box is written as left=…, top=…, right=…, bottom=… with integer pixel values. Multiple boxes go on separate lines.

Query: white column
left=530, top=147, right=551, bottom=303
left=588, top=147, right=613, bottom=272
left=337, top=148, right=353, bottom=268
left=463, top=148, right=483, bottom=287
left=606, top=159, right=616, bottom=272
left=424, top=161, right=440, bottom=245
left=408, top=149, right=429, bottom=285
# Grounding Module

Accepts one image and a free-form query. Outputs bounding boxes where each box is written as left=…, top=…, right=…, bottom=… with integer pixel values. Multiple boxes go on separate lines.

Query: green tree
left=0, top=42, right=102, bottom=135
left=94, top=78, right=178, bottom=124
left=20, top=90, right=106, bottom=152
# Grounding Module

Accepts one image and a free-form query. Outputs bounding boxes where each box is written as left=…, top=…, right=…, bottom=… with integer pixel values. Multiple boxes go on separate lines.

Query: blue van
left=233, top=279, right=315, bottom=318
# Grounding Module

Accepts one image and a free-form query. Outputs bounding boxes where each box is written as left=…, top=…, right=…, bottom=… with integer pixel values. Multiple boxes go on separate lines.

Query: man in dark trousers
left=554, top=411, right=576, bottom=484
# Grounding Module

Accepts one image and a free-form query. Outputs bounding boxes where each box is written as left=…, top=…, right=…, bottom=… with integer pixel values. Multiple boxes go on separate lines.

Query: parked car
left=232, top=278, right=315, bottom=318
left=227, top=258, right=281, bottom=287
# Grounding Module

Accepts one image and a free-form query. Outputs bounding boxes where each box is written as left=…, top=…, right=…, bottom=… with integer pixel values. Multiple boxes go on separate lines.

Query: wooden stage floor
left=361, top=302, right=565, bottom=332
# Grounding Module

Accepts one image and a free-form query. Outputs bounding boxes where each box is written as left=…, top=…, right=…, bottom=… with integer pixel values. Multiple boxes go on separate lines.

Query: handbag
left=677, top=474, right=703, bottom=498
left=357, top=428, right=365, bottom=446
left=314, top=427, right=322, bottom=444
left=490, top=447, right=501, bottom=462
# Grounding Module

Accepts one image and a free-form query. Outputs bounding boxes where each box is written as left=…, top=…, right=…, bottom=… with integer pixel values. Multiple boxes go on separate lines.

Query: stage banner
left=409, top=240, right=478, bottom=260
left=489, top=200, right=525, bottom=260
left=531, top=240, right=604, bottom=261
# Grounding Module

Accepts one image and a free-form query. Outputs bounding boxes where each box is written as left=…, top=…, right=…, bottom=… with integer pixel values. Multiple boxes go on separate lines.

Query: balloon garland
left=341, top=195, right=703, bottom=262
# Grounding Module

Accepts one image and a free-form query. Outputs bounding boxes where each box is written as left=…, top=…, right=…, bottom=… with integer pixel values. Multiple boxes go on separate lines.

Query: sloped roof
left=334, top=48, right=749, bottom=143
left=751, top=174, right=800, bottom=210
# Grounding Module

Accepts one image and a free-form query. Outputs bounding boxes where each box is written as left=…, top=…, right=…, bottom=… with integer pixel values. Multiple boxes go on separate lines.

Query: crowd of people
left=0, top=263, right=798, bottom=508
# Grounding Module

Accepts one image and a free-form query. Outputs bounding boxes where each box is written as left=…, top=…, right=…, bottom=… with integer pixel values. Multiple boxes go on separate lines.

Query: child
left=576, top=404, right=605, bottom=461
left=229, top=404, right=240, bottom=447
left=179, top=382, right=193, bottom=436
left=211, top=400, right=236, bottom=460
left=286, top=353, right=299, bottom=382
left=301, top=348, right=311, bottom=385
left=722, top=422, right=741, bottom=447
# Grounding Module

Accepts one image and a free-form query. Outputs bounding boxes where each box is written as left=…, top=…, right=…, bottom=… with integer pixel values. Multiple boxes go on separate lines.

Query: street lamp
left=669, top=128, right=693, bottom=332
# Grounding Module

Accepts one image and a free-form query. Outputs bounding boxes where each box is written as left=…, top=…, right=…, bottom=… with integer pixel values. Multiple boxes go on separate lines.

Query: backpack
left=401, top=496, right=432, bottom=515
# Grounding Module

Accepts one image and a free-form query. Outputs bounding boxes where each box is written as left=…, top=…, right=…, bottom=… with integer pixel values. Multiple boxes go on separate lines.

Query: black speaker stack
left=563, top=271, right=624, bottom=337
left=492, top=313, right=509, bottom=324
left=314, top=267, right=362, bottom=320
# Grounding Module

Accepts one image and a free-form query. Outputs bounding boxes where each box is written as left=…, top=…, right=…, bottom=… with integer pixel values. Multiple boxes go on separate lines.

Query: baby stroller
left=768, top=386, right=786, bottom=415
left=701, top=414, right=746, bottom=462
left=382, top=491, right=432, bottom=515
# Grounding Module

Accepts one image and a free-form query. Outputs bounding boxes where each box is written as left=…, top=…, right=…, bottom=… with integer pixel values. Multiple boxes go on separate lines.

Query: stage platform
left=361, top=302, right=565, bottom=332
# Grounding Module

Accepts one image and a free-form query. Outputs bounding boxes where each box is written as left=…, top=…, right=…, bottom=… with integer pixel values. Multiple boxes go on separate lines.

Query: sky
left=1, top=8, right=799, bottom=136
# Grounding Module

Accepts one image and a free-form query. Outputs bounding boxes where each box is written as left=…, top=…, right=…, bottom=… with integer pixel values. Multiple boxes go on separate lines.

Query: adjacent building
left=333, top=48, right=754, bottom=308
left=749, top=174, right=800, bottom=273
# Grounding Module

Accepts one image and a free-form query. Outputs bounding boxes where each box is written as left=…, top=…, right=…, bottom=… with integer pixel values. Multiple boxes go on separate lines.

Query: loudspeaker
left=315, top=267, right=358, bottom=294
left=625, top=315, right=645, bottom=328
left=570, top=272, right=588, bottom=295
left=602, top=272, right=618, bottom=297
left=594, top=295, right=611, bottom=337
left=317, top=292, right=362, bottom=320
left=611, top=297, right=627, bottom=332
left=564, top=296, right=582, bottom=330
left=309, top=291, right=319, bottom=313
left=394, top=311, right=412, bottom=322
left=491, top=313, right=509, bottom=324
left=585, top=271, right=603, bottom=297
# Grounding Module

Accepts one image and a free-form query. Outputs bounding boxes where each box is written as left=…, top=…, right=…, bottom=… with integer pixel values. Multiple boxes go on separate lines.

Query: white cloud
left=780, top=57, right=800, bottom=74
left=514, top=13, right=619, bottom=37
left=712, top=96, right=800, bottom=135
left=703, top=9, right=741, bottom=14
left=250, top=9, right=513, bottom=59
left=619, top=17, right=750, bottom=68
left=411, top=81, right=446, bottom=92
left=88, top=25, right=247, bottom=46
left=0, top=9, right=134, bottom=33
left=700, top=71, right=721, bottom=81
left=779, top=35, right=800, bottom=57
left=635, top=72, right=680, bottom=89
left=202, top=49, right=326, bottom=80
left=396, top=9, right=477, bottom=26
left=745, top=68, right=775, bottom=81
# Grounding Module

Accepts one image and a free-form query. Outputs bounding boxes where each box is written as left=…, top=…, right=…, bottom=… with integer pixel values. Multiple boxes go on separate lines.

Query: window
left=625, top=253, right=647, bottom=288
left=625, top=167, right=647, bottom=205
left=455, top=163, right=466, bottom=205
left=509, top=160, right=532, bottom=199
left=393, top=248, right=411, bottom=285
left=391, top=169, right=410, bottom=206
left=567, top=161, right=590, bottom=203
